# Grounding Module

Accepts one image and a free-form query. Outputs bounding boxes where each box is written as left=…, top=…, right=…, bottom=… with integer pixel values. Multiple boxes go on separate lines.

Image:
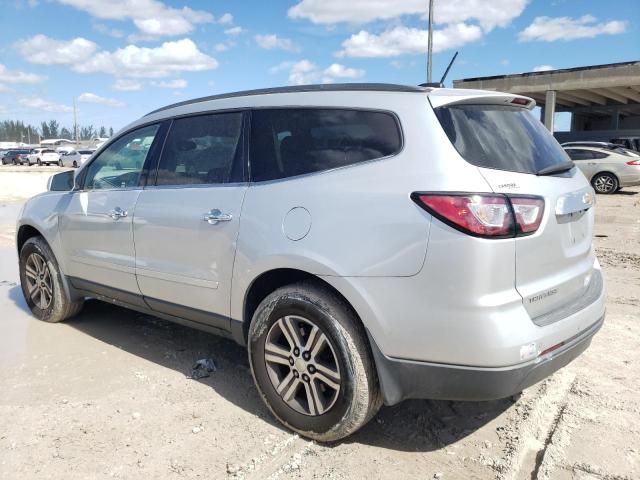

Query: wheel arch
left=17, top=224, right=44, bottom=254
left=17, top=223, right=81, bottom=303
left=240, top=268, right=365, bottom=345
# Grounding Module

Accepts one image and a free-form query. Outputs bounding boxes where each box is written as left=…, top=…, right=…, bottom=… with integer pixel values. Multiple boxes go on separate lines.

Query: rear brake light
left=626, top=159, right=640, bottom=165
left=511, top=97, right=529, bottom=106
left=411, top=193, right=545, bottom=239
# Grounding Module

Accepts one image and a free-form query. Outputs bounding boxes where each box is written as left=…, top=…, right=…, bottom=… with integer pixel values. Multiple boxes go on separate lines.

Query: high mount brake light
left=411, top=193, right=545, bottom=238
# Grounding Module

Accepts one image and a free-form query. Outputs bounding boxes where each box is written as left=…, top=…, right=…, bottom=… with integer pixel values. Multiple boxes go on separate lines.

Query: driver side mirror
left=47, top=170, right=75, bottom=191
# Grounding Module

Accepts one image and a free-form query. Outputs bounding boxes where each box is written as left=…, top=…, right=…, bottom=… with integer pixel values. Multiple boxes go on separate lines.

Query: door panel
left=60, top=190, right=142, bottom=293
left=132, top=111, right=246, bottom=320
left=133, top=186, right=247, bottom=316
left=58, top=123, right=163, bottom=294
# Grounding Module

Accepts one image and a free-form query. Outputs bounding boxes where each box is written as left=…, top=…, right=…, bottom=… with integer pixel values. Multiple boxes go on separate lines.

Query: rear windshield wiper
left=537, top=161, right=574, bottom=176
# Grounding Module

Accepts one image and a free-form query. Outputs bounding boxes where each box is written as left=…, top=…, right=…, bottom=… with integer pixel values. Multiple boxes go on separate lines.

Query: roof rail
left=145, top=83, right=428, bottom=116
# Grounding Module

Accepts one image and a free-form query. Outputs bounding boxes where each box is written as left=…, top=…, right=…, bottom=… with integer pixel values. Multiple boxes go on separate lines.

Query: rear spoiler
left=427, top=89, right=535, bottom=110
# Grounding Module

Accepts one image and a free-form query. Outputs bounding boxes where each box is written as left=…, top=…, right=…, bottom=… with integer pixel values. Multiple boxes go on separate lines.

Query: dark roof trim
left=145, top=83, right=428, bottom=116
left=456, top=60, right=640, bottom=83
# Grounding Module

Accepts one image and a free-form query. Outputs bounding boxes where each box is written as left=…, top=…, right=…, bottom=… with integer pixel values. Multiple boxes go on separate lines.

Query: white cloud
left=337, top=23, right=482, bottom=58
left=0, top=63, right=46, bottom=84
left=17, top=35, right=98, bottom=65
left=113, top=79, right=143, bottom=91
left=215, top=43, right=230, bottom=52
left=217, top=13, right=233, bottom=24
left=19, top=97, right=73, bottom=113
left=78, top=92, right=125, bottom=107
left=288, top=60, right=319, bottom=85
left=322, top=63, right=365, bottom=82
left=0, top=84, right=11, bottom=93
left=255, top=34, right=301, bottom=52
left=532, top=64, right=554, bottom=72
left=283, top=60, right=365, bottom=85
left=93, top=22, right=125, bottom=38
left=289, top=0, right=528, bottom=31
left=269, top=61, right=295, bottom=74
left=519, top=15, right=627, bottom=42
left=19, top=36, right=216, bottom=79
left=151, top=79, right=187, bottom=89
left=224, top=26, right=244, bottom=36
left=55, top=0, right=215, bottom=37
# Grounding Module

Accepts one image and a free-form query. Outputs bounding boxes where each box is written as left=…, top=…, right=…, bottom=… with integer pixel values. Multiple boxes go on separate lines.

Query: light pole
left=427, top=0, right=434, bottom=83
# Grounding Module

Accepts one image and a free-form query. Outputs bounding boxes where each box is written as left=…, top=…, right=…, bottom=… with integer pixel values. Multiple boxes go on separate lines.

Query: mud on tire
left=248, top=281, right=381, bottom=442
left=19, top=236, right=84, bottom=323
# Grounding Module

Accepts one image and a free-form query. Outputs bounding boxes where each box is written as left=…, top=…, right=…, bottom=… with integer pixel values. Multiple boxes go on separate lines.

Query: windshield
left=435, top=104, right=571, bottom=175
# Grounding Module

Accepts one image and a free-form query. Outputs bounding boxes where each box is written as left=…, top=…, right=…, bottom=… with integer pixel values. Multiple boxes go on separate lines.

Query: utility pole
left=427, top=0, right=434, bottom=83
left=73, top=97, right=78, bottom=144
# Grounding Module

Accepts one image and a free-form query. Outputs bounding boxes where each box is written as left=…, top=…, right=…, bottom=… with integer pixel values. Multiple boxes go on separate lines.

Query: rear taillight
left=411, top=193, right=545, bottom=239
left=510, top=196, right=545, bottom=234
left=626, top=159, right=640, bottom=165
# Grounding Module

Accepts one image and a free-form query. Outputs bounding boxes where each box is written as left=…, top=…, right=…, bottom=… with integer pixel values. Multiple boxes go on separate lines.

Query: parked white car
left=564, top=146, right=640, bottom=193
left=61, top=149, right=96, bottom=168
left=27, top=148, right=62, bottom=166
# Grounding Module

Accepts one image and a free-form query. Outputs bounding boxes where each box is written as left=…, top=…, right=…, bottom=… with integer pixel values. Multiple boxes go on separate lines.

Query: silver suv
left=16, top=84, right=605, bottom=441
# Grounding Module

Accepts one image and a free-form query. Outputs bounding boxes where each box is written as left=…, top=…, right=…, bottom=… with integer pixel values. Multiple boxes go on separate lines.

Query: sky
left=0, top=0, right=637, bottom=132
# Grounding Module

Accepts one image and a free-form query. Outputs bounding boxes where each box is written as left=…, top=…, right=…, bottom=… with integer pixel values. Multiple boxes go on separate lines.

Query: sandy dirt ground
left=0, top=168, right=638, bottom=479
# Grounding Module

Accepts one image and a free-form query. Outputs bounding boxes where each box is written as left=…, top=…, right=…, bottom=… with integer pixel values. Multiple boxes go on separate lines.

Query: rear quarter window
left=435, top=104, right=570, bottom=175
left=250, top=108, right=402, bottom=182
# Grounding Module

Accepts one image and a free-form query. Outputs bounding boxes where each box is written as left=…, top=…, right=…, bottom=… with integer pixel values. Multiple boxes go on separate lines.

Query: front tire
left=37, top=159, right=41, bottom=166
left=19, top=236, right=84, bottom=323
left=248, top=282, right=381, bottom=442
left=592, top=172, right=618, bottom=194
left=58, top=159, right=63, bottom=167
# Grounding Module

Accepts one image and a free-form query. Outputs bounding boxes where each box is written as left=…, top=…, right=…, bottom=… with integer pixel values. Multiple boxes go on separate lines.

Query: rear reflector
left=539, top=342, right=564, bottom=357
left=411, top=193, right=545, bottom=238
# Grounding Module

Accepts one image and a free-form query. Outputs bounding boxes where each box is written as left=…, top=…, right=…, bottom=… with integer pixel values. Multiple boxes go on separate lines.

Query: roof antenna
left=439, top=51, right=458, bottom=85
left=419, top=51, right=458, bottom=88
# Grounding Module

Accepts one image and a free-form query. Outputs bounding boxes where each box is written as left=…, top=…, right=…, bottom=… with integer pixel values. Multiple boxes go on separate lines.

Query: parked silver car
left=564, top=146, right=640, bottom=194
left=16, top=84, right=605, bottom=441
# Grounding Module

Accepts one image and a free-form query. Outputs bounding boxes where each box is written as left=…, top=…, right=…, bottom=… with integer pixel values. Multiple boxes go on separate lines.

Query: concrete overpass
left=453, top=61, right=640, bottom=139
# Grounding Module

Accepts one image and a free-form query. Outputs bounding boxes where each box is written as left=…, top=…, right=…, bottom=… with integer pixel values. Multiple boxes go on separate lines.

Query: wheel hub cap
left=264, top=315, right=341, bottom=416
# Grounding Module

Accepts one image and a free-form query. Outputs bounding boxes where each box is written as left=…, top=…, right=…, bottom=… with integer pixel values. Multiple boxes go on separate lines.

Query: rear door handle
left=108, top=207, right=128, bottom=220
left=203, top=209, right=232, bottom=225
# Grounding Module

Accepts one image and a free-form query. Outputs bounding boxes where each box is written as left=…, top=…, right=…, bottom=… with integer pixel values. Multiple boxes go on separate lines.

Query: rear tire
left=58, top=159, right=63, bottom=167
left=248, top=281, right=381, bottom=442
left=592, top=172, right=618, bottom=194
left=19, top=236, right=84, bottom=323
left=72, top=160, right=78, bottom=168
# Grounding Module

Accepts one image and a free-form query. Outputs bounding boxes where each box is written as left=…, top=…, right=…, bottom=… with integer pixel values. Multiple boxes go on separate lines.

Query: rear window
left=43, top=149, right=55, bottom=153
left=250, top=108, right=402, bottom=182
left=435, top=104, right=569, bottom=175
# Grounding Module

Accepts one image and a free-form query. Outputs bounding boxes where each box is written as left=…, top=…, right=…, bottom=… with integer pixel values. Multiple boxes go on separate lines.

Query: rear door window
left=435, top=104, right=570, bottom=175
left=250, top=108, right=402, bottom=181
left=565, top=149, right=594, bottom=161
left=155, top=112, right=244, bottom=186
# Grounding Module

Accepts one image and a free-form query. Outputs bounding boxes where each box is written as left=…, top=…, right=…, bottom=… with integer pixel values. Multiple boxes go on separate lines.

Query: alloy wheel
left=264, top=315, right=341, bottom=416
left=24, top=253, right=53, bottom=310
left=594, top=175, right=616, bottom=193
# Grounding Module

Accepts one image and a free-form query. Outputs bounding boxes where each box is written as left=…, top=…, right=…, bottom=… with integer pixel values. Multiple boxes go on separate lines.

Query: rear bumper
left=370, top=313, right=604, bottom=405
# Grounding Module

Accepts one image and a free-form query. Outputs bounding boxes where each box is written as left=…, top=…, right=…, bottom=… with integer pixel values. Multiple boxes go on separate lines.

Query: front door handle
left=108, top=207, right=128, bottom=220
left=203, top=209, right=232, bottom=225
